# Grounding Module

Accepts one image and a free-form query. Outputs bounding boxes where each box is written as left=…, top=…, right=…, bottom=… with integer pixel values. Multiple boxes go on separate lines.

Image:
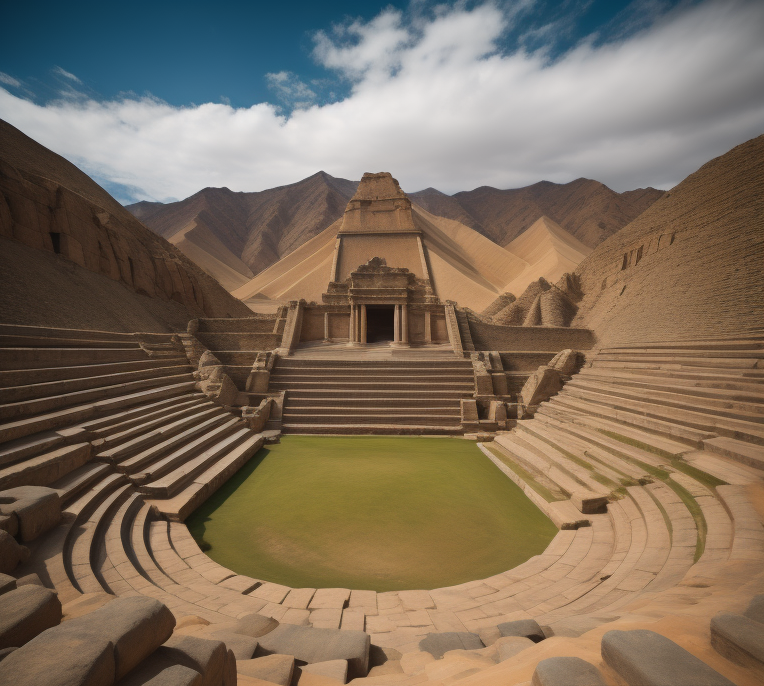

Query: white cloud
left=0, top=72, right=21, bottom=88
left=265, top=71, right=317, bottom=109
left=52, top=66, right=82, bottom=83
left=1, top=0, right=763, bottom=203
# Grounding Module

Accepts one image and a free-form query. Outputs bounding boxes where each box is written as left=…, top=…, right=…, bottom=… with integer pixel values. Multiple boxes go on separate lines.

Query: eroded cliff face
left=0, top=120, right=252, bottom=328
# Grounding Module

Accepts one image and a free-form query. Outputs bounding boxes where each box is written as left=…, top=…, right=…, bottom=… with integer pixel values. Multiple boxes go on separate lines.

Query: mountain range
left=127, top=173, right=663, bottom=288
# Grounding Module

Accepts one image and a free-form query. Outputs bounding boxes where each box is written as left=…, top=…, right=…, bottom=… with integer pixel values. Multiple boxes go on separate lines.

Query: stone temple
left=0, top=118, right=763, bottom=686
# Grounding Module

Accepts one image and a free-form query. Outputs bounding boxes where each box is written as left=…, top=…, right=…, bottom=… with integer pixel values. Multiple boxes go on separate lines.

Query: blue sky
left=1, top=1, right=763, bottom=203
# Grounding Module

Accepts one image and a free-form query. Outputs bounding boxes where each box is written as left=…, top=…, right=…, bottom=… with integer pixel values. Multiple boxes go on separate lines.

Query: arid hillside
left=0, top=119, right=252, bottom=332
left=129, top=176, right=661, bottom=285
left=573, top=134, right=764, bottom=345
left=410, top=179, right=663, bottom=249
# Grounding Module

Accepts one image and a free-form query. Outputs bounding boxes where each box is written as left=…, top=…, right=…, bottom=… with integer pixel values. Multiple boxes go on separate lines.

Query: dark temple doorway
left=365, top=305, right=395, bottom=343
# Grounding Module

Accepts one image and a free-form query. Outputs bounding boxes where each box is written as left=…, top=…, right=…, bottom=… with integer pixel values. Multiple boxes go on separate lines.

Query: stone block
left=223, top=649, right=237, bottom=686
left=257, top=624, right=370, bottom=680
left=418, top=632, right=484, bottom=659
left=744, top=595, right=764, bottom=624
left=0, top=573, right=17, bottom=595
left=601, top=629, right=735, bottom=686
left=710, top=612, right=764, bottom=675
left=298, top=659, right=348, bottom=683
left=0, top=585, right=62, bottom=649
left=498, top=619, right=545, bottom=643
left=63, top=595, right=176, bottom=680
left=0, top=620, right=115, bottom=686
left=206, top=613, right=279, bottom=639
left=0, top=647, right=16, bottom=662
left=203, top=630, right=258, bottom=660
left=61, top=591, right=116, bottom=621
left=0, top=486, right=61, bottom=541
left=309, top=588, right=351, bottom=610
left=571, top=491, right=609, bottom=514
left=156, top=634, right=226, bottom=686
left=237, top=653, right=295, bottom=685
left=520, top=367, right=563, bottom=409
left=478, top=626, right=501, bottom=647
left=0, top=512, right=18, bottom=537
left=15, top=573, right=43, bottom=587
left=532, top=656, right=605, bottom=686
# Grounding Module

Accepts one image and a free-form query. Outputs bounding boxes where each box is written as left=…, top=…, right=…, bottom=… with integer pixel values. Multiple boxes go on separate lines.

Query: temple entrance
left=365, top=305, right=395, bottom=342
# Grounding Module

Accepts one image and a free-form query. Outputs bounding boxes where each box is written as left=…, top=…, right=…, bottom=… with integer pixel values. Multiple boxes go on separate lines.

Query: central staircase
left=270, top=356, right=475, bottom=434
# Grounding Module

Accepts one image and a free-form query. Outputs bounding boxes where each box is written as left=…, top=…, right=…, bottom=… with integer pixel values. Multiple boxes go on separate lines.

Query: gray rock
left=0, top=529, right=29, bottom=574
left=202, top=630, right=258, bottom=660
left=0, top=621, right=116, bottom=686
left=117, top=659, right=203, bottom=686
left=0, top=573, right=16, bottom=595
left=0, top=486, right=61, bottom=542
left=744, top=595, right=764, bottom=624
left=155, top=634, right=226, bottom=686
left=602, top=629, right=736, bottom=686
left=496, top=636, right=535, bottom=662
left=237, top=653, right=295, bottom=685
left=0, top=584, right=62, bottom=649
left=418, top=632, right=484, bottom=659
left=0, top=647, right=16, bottom=662
left=710, top=612, right=764, bottom=674
left=478, top=626, right=501, bottom=647
left=257, top=624, right=370, bottom=680
left=498, top=619, right=545, bottom=643
left=532, top=656, right=606, bottom=686
left=298, top=659, right=348, bottom=683
left=63, top=595, right=176, bottom=680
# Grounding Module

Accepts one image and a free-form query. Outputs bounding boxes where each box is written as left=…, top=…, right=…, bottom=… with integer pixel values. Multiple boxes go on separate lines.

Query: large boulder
left=257, top=624, right=370, bottom=680
left=519, top=366, right=563, bottom=410
left=0, top=573, right=16, bottom=595
left=602, top=629, right=735, bottom=686
left=155, top=634, right=226, bottom=686
left=710, top=612, right=764, bottom=675
left=0, top=486, right=61, bottom=541
left=236, top=654, right=294, bottom=685
left=0, top=584, right=62, bottom=649
left=117, top=659, right=202, bottom=686
left=0, top=595, right=176, bottom=685
left=744, top=595, right=764, bottom=624
left=498, top=619, right=546, bottom=643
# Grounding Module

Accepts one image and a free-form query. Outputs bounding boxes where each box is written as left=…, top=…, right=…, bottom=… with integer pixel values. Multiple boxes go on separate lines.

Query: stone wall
left=573, top=134, right=764, bottom=346
left=469, top=321, right=596, bottom=352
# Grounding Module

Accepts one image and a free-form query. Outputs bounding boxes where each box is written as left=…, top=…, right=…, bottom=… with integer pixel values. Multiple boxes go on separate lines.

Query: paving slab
left=310, top=588, right=352, bottom=610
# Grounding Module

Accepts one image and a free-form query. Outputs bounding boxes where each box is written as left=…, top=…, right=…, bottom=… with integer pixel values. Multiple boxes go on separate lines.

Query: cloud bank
left=1, top=0, right=763, bottom=203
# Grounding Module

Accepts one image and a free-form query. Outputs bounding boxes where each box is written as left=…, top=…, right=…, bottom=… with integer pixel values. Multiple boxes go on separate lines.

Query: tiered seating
left=271, top=357, right=475, bottom=434
left=194, top=316, right=285, bottom=387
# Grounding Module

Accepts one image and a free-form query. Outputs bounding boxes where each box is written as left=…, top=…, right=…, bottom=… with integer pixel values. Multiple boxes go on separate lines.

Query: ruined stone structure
left=0, top=122, right=763, bottom=686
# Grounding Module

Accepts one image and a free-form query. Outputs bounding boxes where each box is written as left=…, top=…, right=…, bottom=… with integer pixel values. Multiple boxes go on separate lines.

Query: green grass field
left=186, top=436, right=557, bottom=592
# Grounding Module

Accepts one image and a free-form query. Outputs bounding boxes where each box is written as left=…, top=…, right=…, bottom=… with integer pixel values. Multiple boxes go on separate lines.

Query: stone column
left=425, top=311, right=432, bottom=343
left=394, top=305, right=401, bottom=343
left=348, top=305, right=356, bottom=344
left=324, top=312, right=330, bottom=341
left=401, top=304, right=409, bottom=344
left=360, top=305, right=367, bottom=344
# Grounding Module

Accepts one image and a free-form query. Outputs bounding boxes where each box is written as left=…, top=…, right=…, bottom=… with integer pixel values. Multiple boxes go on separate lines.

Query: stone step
left=0, top=334, right=143, bottom=349
left=96, top=406, right=227, bottom=463
left=272, top=367, right=474, bottom=376
left=598, top=347, right=764, bottom=360
left=0, top=380, right=197, bottom=443
left=131, top=417, right=244, bottom=484
left=0, top=347, right=151, bottom=371
left=79, top=393, right=205, bottom=434
left=63, top=471, right=128, bottom=519
left=0, top=363, right=193, bottom=404
left=139, top=426, right=252, bottom=497
left=50, top=461, right=112, bottom=505
left=600, top=337, right=764, bottom=351
left=284, top=398, right=460, bottom=409
left=591, top=356, right=764, bottom=372
left=283, top=405, right=461, bottom=416
left=578, top=368, right=764, bottom=400
left=195, top=332, right=281, bottom=350
left=270, top=380, right=474, bottom=390
left=271, top=373, right=475, bottom=383
left=0, top=441, right=91, bottom=490
left=275, top=359, right=474, bottom=369
left=567, top=377, right=764, bottom=423
left=703, top=436, right=764, bottom=470
left=115, top=412, right=233, bottom=474
left=281, top=424, right=464, bottom=435
left=281, top=413, right=462, bottom=426
left=0, top=372, right=195, bottom=421
left=93, top=399, right=214, bottom=449
left=0, top=430, right=66, bottom=468
left=0, top=323, right=143, bottom=342
left=548, top=393, right=716, bottom=447
left=0, top=357, right=191, bottom=387
left=559, top=384, right=764, bottom=445
left=214, top=350, right=275, bottom=365
left=284, top=389, right=472, bottom=399
left=196, top=317, right=279, bottom=333
left=68, top=483, right=133, bottom=594
left=149, top=433, right=265, bottom=521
